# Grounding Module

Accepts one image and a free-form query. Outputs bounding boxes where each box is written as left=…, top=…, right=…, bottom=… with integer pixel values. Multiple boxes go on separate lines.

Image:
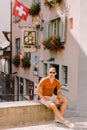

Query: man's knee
left=49, top=103, right=56, bottom=109
left=59, top=97, right=68, bottom=106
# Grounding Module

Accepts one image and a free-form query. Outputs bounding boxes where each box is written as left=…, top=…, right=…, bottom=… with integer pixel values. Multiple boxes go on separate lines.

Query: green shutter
left=49, top=22, right=53, bottom=37
left=59, top=16, right=66, bottom=42
left=43, top=22, right=49, bottom=40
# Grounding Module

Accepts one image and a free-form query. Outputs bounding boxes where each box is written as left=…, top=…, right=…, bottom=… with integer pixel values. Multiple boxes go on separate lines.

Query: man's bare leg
left=49, top=103, right=75, bottom=128
left=59, top=97, right=68, bottom=115
left=49, top=103, right=66, bottom=122
left=54, top=96, right=68, bottom=115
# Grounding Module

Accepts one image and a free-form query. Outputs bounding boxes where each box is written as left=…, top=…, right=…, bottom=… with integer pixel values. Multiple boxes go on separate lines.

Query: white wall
left=0, top=0, right=10, bottom=44
left=77, top=0, right=87, bottom=111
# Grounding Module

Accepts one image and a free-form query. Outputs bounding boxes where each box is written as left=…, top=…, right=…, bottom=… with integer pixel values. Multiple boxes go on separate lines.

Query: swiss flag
left=13, top=0, right=30, bottom=21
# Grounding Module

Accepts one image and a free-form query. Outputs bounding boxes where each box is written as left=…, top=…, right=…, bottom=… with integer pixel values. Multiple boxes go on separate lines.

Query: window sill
left=62, top=85, right=69, bottom=91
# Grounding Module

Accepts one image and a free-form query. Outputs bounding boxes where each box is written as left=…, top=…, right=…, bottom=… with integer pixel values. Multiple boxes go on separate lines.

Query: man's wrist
left=40, top=95, right=44, bottom=99
left=57, top=95, right=61, bottom=99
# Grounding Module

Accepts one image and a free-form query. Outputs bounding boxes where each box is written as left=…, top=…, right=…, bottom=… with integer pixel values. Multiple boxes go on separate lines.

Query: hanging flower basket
left=44, top=0, right=63, bottom=8
left=30, top=2, right=41, bottom=16
left=22, top=57, right=31, bottom=68
left=42, top=36, right=65, bottom=51
left=12, top=55, right=20, bottom=67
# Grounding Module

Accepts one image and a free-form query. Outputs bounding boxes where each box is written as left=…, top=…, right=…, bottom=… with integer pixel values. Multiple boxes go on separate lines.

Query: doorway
left=50, top=64, right=59, bottom=80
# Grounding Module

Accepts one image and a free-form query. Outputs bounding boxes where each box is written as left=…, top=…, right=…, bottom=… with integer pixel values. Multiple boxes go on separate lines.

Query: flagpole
left=10, top=0, right=13, bottom=74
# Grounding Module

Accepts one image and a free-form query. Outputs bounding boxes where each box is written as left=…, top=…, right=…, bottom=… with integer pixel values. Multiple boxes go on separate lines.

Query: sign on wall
left=22, top=29, right=36, bottom=52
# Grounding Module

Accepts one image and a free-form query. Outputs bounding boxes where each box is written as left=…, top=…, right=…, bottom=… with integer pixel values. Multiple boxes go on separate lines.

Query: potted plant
left=44, top=0, right=63, bottom=8
left=22, top=57, right=31, bottom=68
left=42, top=36, right=65, bottom=51
left=12, top=55, right=20, bottom=67
left=30, top=2, right=41, bottom=16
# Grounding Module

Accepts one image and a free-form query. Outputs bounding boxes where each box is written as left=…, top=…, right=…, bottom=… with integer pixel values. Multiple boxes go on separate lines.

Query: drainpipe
left=10, top=0, right=13, bottom=74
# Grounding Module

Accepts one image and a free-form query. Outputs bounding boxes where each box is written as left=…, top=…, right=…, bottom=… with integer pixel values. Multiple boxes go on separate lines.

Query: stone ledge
left=0, top=101, right=54, bottom=128
left=0, top=101, right=41, bottom=108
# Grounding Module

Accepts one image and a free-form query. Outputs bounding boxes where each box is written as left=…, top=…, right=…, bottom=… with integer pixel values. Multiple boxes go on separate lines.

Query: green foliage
left=12, top=55, right=20, bottom=67
left=45, top=0, right=63, bottom=8
left=30, top=2, right=41, bottom=16
left=42, top=36, right=65, bottom=51
left=22, top=57, right=31, bottom=68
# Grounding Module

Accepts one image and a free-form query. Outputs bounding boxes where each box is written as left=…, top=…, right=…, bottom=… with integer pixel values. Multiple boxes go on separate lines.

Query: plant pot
left=30, top=2, right=41, bottom=16
left=12, top=55, right=20, bottom=67
left=22, top=58, right=31, bottom=68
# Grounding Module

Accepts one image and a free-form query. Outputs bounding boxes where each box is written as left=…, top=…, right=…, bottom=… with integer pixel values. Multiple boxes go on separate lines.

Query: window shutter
left=13, top=16, right=20, bottom=23
left=43, top=22, right=49, bottom=40
left=59, top=16, right=66, bottom=42
left=36, top=27, right=41, bottom=45
left=49, top=22, right=53, bottom=37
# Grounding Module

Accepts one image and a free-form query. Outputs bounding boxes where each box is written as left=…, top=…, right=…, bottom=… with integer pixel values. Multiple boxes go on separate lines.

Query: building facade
left=12, top=0, right=87, bottom=112
left=0, top=0, right=11, bottom=101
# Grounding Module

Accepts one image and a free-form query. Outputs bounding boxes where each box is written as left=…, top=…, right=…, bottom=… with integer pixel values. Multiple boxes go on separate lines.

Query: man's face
left=49, top=68, right=57, bottom=78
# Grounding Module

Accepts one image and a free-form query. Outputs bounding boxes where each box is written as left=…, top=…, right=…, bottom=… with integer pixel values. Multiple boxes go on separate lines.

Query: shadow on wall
left=68, top=30, right=87, bottom=112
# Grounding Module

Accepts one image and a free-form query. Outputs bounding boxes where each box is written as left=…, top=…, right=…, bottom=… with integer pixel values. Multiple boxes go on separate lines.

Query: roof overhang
left=1, top=41, right=10, bottom=49
left=2, top=31, right=11, bottom=41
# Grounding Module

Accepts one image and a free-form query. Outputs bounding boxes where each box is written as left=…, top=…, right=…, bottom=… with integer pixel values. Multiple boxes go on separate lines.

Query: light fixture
left=47, top=58, right=54, bottom=62
left=32, top=14, right=44, bottom=31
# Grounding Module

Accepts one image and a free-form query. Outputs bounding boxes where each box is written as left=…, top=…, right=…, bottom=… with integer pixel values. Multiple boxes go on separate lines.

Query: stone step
left=0, top=101, right=54, bottom=128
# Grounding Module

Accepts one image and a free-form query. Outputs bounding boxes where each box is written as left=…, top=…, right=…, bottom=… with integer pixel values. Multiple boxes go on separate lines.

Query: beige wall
left=12, top=0, right=81, bottom=109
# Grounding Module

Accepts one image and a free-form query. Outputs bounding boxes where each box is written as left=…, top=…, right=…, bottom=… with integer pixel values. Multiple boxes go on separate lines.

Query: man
left=37, top=67, right=75, bottom=128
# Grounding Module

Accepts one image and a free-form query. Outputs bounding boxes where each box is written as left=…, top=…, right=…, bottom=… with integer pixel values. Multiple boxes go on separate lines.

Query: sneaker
left=63, top=120, right=75, bottom=129
left=54, top=116, right=63, bottom=124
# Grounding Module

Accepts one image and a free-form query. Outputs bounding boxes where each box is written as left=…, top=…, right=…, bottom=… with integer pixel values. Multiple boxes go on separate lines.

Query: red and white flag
left=13, top=0, right=30, bottom=21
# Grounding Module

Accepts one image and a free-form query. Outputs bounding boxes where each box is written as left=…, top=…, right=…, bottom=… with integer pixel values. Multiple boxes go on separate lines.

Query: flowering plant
left=30, top=2, right=41, bottom=16
left=12, top=55, right=20, bottom=67
left=44, top=0, right=62, bottom=8
left=42, top=36, right=65, bottom=51
left=22, top=57, right=31, bottom=68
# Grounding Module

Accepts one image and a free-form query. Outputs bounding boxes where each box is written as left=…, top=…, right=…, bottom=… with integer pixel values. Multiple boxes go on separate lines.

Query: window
left=20, top=77, right=23, bottom=94
left=69, top=18, right=73, bottom=29
left=33, top=0, right=40, bottom=3
left=13, top=16, right=20, bottom=23
left=26, top=79, right=29, bottom=96
left=49, top=18, right=60, bottom=37
left=24, top=52, right=31, bottom=60
left=44, top=16, right=66, bottom=42
left=44, top=64, right=47, bottom=77
left=36, top=26, right=41, bottom=46
left=61, top=65, right=68, bottom=86
left=15, top=38, right=20, bottom=55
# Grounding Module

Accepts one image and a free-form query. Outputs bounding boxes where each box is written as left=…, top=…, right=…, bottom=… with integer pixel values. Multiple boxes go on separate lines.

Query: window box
left=30, top=2, right=41, bottom=16
left=44, top=0, right=63, bottom=8
left=42, top=36, right=65, bottom=51
left=12, top=55, right=20, bottom=67
left=22, top=57, right=31, bottom=68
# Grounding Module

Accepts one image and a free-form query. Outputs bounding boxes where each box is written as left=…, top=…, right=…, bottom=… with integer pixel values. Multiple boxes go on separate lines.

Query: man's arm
left=36, top=82, right=50, bottom=101
left=57, top=88, right=62, bottom=99
left=57, top=82, right=62, bottom=99
left=36, top=86, right=45, bottom=100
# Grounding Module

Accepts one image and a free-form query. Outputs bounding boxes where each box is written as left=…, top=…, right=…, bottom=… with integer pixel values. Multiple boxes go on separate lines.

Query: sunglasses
left=49, top=71, right=56, bottom=74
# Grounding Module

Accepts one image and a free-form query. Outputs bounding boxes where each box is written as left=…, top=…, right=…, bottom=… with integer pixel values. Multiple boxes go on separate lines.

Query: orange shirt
left=38, top=77, right=61, bottom=96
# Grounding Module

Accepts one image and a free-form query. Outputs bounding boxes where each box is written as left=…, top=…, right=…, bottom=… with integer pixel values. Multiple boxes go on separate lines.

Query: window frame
left=15, top=38, right=20, bottom=55
left=44, top=16, right=66, bottom=42
left=32, top=0, right=40, bottom=3
left=49, top=18, right=60, bottom=37
left=61, top=65, right=68, bottom=90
